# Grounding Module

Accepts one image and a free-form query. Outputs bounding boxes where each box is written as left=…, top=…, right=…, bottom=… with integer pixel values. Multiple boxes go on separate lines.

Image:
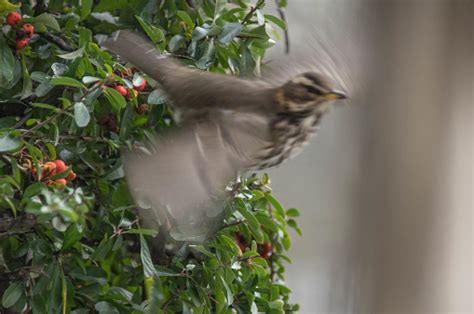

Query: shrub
left=0, top=0, right=301, bottom=312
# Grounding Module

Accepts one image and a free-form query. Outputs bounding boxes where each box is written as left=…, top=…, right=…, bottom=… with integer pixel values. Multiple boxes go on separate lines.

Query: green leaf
left=80, top=0, right=92, bottom=20
left=19, top=54, right=32, bottom=99
left=95, top=301, right=119, bottom=313
left=266, top=194, right=286, bottom=217
left=147, top=89, right=166, bottom=104
left=104, top=87, right=126, bottom=111
left=286, top=208, right=300, bottom=217
left=168, top=34, right=185, bottom=52
left=140, top=234, right=157, bottom=278
left=0, top=0, right=19, bottom=16
left=192, top=27, right=208, bottom=41
left=155, top=265, right=180, bottom=277
left=50, top=76, right=86, bottom=89
left=62, top=224, right=83, bottom=250
left=32, top=102, right=60, bottom=112
left=73, top=102, right=90, bottom=127
left=2, top=281, right=23, bottom=308
left=135, top=15, right=165, bottom=44
left=31, top=13, right=60, bottom=31
left=256, top=10, right=265, bottom=25
left=0, top=132, right=22, bottom=153
left=264, top=14, right=287, bottom=30
left=125, top=228, right=158, bottom=236
left=0, top=34, right=14, bottom=87
left=82, top=76, right=101, bottom=84
left=176, top=10, right=194, bottom=29
left=218, top=23, right=243, bottom=44
left=57, top=48, right=84, bottom=60
left=91, top=236, right=113, bottom=261
left=23, top=182, right=45, bottom=199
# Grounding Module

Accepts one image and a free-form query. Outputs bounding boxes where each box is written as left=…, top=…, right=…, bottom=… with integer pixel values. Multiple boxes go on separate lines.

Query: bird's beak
left=324, top=90, right=348, bottom=100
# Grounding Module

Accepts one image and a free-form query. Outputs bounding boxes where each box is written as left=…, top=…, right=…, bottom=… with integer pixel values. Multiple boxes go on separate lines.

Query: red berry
left=257, top=242, right=273, bottom=259
left=134, top=79, right=147, bottom=92
left=55, top=178, right=67, bottom=185
left=114, top=85, right=128, bottom=97
left=15, top=38, right=29, bottom=50
left=6, top=12, right=21, bottom=26
left=66, top=170, right=76, bottom=181
left=99, top=115, right=110, bottom=125
left=53, top=160, right=67, bottom=174
left=22, top=23, right=34, bottom=38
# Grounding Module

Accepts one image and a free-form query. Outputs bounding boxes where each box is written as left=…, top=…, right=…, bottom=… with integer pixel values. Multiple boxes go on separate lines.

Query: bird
left=103, top=31, right=347, bottom=242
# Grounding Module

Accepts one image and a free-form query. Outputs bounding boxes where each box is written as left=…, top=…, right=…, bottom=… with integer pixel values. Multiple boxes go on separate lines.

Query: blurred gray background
left=265, top=0, right=473, bottom=313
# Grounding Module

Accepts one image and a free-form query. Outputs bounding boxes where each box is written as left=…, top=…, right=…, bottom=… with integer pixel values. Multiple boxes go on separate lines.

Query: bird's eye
left=302, top=84, right=323, bottom=95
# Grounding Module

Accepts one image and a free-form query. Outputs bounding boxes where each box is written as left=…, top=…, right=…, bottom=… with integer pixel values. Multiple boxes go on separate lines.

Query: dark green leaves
left=31, top=13, right=61, bottom=31
left=0, top=1, right=300, bottom=313
left=0, top=132, right=22, bottom=153
left=104, top=87, right=126, bottom=110
left=2, top=281, right=24, bottom=308
left=135, top=15, right=165, bottom=44
left=0, top=34, right=15, bottom=87
left=218, top=22, right=243, bottom=44
left=50, top=76, right=86, bottom=89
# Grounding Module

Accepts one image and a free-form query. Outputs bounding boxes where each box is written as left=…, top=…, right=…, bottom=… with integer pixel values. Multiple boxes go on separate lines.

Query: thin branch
left=221, top=220, right=245, bottom=230
left=38, top=32, right=74, bottom=52
left=20, top=82, right=103, bottom=138
left=241, top=0, right=265, bottom=25
left=274, top=0, right=290, bottom=54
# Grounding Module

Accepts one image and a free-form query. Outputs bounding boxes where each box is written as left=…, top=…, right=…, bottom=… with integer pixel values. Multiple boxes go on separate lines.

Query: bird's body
left=103, top=31, right=346, bottom=241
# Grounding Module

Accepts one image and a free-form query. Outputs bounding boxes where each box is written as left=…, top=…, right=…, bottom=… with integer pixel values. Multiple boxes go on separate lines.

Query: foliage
left=0, top=0, right=300, bottom=313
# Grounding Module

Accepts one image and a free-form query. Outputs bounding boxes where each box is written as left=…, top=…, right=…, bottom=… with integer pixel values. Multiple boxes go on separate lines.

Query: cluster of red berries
left=110, top=68, right=149, bottom=114
left=32, top=159, right=76, bottom=187
left=5, top=11, right=35, bottom=50
left=235, top=232, right=273, bottom=259
left=98, top=112, right=118, bottom=132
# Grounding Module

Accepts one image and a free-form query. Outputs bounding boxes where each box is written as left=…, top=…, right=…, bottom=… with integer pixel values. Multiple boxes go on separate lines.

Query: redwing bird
left=103, top=31, right=347, bottom=242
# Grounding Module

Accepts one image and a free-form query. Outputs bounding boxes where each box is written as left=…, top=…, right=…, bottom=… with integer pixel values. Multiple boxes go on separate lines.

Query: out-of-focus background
left=266, top=0, right=473, bottom=312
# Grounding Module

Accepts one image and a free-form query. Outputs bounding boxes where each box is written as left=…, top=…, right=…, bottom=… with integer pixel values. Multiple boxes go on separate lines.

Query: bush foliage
left=0, top=0, right=301, bottom=312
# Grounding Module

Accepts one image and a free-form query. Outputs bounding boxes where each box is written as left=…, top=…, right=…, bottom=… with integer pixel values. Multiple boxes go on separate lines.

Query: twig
left=221, top=220, right=245, bottom=229
left=273, top=0, right=290, bottom=54
left=20, top=82, right=103, bottom=138
left=241, top=0, right=265, bottom=25
left=38, top=32, right=74, bottom=52
left=12, top=111, right=33, bottom=129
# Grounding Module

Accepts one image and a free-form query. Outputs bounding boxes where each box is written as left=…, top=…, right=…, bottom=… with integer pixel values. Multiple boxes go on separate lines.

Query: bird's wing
left=123, top=111, right=271, bottom=241
left=103, top=30, right=274, bottom=112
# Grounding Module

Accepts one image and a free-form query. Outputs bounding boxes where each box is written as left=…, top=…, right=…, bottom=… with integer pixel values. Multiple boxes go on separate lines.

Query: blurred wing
left=103, top=30, right=274, bottom=112
left=124, top=111, right=270, bottom=241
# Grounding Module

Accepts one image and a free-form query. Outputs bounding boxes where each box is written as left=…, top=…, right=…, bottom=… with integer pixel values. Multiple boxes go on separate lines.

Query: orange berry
left=53, top=160, right=67, bottom=173
left=114, top=85, right=128, bottom=96
left=6, top=12, right=21, bottom=26
left=66, top=171, right=76, bottom=181
left=22, top=23, right=34, bottom=37
left=55, top=178, right=67, bottom=185
left=15, top=38, right=29, bottom=50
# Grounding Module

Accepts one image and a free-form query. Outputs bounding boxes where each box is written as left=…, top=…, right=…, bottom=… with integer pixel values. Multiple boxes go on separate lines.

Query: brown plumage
left=103, top=31, right=347, bottom=241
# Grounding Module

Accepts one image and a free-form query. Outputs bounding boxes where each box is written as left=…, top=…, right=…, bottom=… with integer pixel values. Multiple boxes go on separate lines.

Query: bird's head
left=276, top=72, right=347, bottom=113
